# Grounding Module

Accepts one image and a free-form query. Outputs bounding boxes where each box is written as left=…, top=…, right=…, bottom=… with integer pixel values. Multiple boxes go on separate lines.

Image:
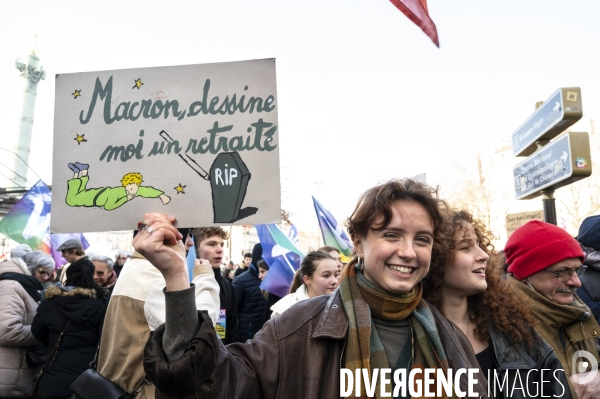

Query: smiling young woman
left=135, top=179, right=491, bottom=399
left=422, top=209, right=570, bottom=399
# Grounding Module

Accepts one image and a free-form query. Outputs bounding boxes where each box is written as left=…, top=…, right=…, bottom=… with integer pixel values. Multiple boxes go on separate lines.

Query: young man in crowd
left=193, top=227, right=238, bottom=344
left=234, top=252, right=253, bottom=278
left=97, top=227, right=218, bottom=398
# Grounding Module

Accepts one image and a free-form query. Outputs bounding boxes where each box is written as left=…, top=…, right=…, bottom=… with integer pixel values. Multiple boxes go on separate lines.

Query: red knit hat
left=505, top=220, right=584, bottom=280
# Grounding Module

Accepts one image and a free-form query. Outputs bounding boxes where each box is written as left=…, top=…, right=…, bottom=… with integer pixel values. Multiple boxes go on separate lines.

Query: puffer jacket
left=487, top=323, right=572, bottom=399
left=31, top=285, right=109, bottom=398
left=577, top=215, right=600, bottom=321
left=144, top=290, right=492, bottom=399
left=232, top=265, right=267, bottom=342
left=577, top=244, right=600, bottom=322
left=0, top=258, right=40, bottom=398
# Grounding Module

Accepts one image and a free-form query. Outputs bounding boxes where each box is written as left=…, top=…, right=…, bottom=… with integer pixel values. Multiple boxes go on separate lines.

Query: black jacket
left=487, top=323, right=572, bottom=399
left=31, top=285, right=109, bottom=398
left=233, top=266, right=248, bottom=278
left=232, top=265, right=267, bottom=343
left=213, top=268, right=238, bottom=345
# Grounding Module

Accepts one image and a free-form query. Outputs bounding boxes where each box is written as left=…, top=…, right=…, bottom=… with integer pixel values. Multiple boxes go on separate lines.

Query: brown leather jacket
left=144, top=290, right=491, bottom=399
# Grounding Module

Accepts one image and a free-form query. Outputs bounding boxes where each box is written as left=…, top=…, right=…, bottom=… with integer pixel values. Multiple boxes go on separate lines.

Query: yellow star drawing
left=132, top=78, right=144, bottom=89
left=174, top=184, right=186, bottom=194
left=72, top=90, right=81, bottom=99
left=74, top=134, right=87, bottom=145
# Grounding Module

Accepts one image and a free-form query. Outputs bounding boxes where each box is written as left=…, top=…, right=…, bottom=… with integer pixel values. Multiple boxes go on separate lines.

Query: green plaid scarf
left=340, top=260, right=458, bottom=399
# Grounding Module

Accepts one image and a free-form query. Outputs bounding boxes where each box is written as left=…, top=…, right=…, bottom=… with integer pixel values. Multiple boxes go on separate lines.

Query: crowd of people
left=1, top=178, right=600, bottom=399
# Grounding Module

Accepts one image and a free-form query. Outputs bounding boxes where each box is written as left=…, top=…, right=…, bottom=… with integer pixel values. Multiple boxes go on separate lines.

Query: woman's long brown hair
left=423, top=209, right=537, bottom=348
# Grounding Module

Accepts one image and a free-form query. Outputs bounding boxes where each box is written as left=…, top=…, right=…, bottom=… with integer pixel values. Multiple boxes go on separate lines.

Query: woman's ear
left=353, top=236, right=363, bottom=258
left=303, top=274, right=310, bottom=287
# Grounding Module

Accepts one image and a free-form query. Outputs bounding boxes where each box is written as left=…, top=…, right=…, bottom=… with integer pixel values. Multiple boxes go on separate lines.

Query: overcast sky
left=1, top=0, right=599, bottom=231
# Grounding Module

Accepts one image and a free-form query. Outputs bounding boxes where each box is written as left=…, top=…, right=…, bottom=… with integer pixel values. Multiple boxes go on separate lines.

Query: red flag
left=389, top=0, right=439, bottom=47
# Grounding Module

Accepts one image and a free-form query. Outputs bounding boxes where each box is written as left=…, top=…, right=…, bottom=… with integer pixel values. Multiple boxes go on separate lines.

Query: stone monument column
left=12, top=46, right=45, bottom=188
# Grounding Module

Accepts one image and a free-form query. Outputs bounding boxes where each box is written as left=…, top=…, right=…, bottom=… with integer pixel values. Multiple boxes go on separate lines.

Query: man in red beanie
left=505, top=220, right=600, bottom=399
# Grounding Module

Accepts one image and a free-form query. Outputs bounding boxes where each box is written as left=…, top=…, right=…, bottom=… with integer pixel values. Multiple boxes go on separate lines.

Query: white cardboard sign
left=51, top=59, right=280, bottom=233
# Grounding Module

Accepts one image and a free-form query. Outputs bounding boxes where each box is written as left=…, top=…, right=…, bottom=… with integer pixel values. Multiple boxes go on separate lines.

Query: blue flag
left=0, top=180, right=89, bottom=267
left=256, top=224, right=304, bottom=298
left=312, top=196, right=353, bottom=257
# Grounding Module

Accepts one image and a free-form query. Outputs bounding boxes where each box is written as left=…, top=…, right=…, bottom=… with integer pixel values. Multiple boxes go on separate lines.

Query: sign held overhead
left=51, top=59, right=281, bottom=233
left=511, top=87, right=582, bottom=157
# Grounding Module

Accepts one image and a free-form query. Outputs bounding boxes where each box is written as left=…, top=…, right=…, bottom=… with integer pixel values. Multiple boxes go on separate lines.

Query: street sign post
left=513, top=131, right=591, bottom=200
left=511, top=88, right=582, bottom=157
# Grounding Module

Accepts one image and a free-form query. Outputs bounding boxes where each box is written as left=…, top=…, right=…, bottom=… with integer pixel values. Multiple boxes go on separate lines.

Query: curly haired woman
left=423, top=209, right=571, bottom=399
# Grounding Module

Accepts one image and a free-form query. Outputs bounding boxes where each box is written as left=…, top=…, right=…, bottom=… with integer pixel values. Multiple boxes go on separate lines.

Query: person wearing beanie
left=576, top=215, right=600, bottom=322
left=504, top=220, right=600, bottom=399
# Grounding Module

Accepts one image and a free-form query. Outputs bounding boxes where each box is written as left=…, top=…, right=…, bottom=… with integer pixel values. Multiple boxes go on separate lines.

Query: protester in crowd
left=0, top=257, right=41, bottom=398
left=423, top=210, right=570, bottom=399
left=234, top=252, right=252, bottom=278
left=22, top=251, right=55, bottom=285
left=227, top=260, right=235, bottom=271
left=222, top=268, right=234, bottom=283
left=504, top=220, right=600, bottom=399
left=97, top=227, right=218, bottom=399
left=576, top=215, right=600, bottom=322
left=232, top=243, right=268, bottom=343
left=91, top=254, right=118, bottom=292
left=270, top=251, right=339, bottom=319
left=258, top=260, right=269, bottom=282
left=139, top=179, right=489, bottom=398
left=57, top=239, right=85, bottom=285
left=193, top=226, right=238, bottom=345
left=31, top=258, right=109, bottom=399
left=113, top=250, right=129, bottom=277
left=318, top=245, right=344, bottom=276
left=10, top=243, right=32, bottom=260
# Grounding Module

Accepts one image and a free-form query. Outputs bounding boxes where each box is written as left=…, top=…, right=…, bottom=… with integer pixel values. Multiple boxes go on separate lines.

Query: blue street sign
left=513, top=132, right=591, bottom=200
left=511, top=88, right=582, bottom=157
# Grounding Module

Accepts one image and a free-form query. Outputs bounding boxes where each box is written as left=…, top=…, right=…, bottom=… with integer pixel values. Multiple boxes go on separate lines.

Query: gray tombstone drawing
left=209, top=152, right=251, bottom=223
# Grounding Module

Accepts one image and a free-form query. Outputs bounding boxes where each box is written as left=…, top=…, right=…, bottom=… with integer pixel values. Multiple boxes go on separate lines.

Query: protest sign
left=505, top=210, right=544, bottom=238
left=51, top=59, right=281, bottom=233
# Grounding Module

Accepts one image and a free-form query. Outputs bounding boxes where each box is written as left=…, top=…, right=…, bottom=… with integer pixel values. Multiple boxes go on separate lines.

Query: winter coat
left=97, top=252, right=219, bottom=399
left=31, top=285, right=109, bottom=398
left=507, top=275, right=600, bottom=398
left=269, top=284, right=310, bottom=319
left=577, top=216, right=600, bottom=321
left=233, top=266, right=247, bottom=278
left=577, top=243, right=600, bottom=322
left=487, top=322, right=572, bottom=399
left=232, top=265, right=267, bottom=342
left=0, top=258, right=40, bottom=398
left=143, top=290, right=491, bottom=399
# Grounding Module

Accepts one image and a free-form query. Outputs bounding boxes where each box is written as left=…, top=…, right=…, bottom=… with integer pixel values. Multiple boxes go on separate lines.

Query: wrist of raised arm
left=163, top=268, right=191, bottom=292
